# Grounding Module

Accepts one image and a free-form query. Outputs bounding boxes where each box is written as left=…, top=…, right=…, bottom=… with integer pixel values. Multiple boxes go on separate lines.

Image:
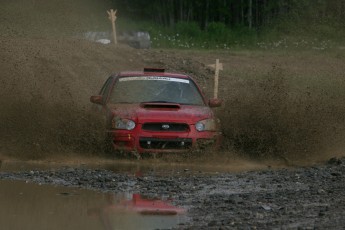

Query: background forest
left=111, top=0, right=345, bottom=49
left=1, top=0, right=344, bottom=50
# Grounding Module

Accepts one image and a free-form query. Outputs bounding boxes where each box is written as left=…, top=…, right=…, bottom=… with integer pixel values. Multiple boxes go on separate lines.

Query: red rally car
left=90, top=68, right=222, bottom=156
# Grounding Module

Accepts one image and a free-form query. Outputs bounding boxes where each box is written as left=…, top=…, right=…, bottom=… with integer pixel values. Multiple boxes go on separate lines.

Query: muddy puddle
left=0, top=180, right=186, bottom=230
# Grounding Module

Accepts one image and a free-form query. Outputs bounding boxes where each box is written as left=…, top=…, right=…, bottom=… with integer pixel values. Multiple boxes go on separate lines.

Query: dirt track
left=1, top=1, right=345, bottom=229
left=1, top=36, right=345, bottom=162
left=1, top=1, right=345, bottom=160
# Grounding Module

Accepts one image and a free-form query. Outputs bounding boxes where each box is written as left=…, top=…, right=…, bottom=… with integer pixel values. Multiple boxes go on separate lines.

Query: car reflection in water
left=88, top=193, right=186, bottom=230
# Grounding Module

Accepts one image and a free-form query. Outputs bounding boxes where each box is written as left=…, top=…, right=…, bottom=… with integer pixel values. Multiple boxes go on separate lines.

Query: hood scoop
left=140, top=102, right=181, bottom=110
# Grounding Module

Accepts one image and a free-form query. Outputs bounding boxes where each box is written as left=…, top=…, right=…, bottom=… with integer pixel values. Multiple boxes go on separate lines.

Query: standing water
left=0, top=180, right=186, bottom=230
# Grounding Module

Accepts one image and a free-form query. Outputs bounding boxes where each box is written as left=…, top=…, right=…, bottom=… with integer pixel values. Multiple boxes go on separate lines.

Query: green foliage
left=133, top=20, right=257, bottom=50
left=206, top=22, right=228, bottom=38
left=116, top=16, right=344, bottom=51
left=113, top=0, right=345, bottom=51
left=174, top=22, right=201, bottom=38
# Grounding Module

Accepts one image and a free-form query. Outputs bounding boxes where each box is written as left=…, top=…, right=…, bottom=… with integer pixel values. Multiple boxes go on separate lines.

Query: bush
left=174, top=21, right=202, bottom=38
left=206, top=22, right=229, bottom=40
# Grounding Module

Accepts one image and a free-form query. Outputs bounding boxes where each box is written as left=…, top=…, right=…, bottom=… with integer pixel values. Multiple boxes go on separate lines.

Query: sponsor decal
left=119, top=76, right=189, bottom=84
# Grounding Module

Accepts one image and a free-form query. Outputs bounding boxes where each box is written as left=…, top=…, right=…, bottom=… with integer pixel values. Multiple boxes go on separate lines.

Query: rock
left=328, top=157, right=342, bottom=165
left=261, top=205, right=272, bottom=211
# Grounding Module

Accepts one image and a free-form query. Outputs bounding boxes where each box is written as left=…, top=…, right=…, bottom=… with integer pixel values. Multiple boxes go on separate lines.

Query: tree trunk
left=204, top=0, right=209, bottom=29
left=168, top=0, right=174, bottom=27
left=248, top=0, right=253, bottom=29
left=241, top=0, right=244, bottom=25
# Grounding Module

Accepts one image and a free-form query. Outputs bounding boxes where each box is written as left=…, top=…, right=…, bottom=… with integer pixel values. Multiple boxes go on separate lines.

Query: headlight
left=195, top=119, right=217, bottom=132
left=112, top=118, right=136, bottom=130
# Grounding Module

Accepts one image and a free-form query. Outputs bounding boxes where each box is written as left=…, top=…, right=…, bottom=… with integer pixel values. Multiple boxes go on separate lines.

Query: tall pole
left=214, top=59, right=220, bottom=99
left=207, top=59, right=223, bottom=99
left=107, top=9, right=117, bottom=45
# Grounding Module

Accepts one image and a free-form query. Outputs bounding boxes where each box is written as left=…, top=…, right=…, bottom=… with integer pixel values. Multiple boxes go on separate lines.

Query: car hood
left=107, top=103, right=214, bottom=124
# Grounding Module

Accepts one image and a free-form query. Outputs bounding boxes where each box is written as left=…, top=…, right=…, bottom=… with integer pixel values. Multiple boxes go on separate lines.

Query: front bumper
left=107, top=124, right=221, bottom=154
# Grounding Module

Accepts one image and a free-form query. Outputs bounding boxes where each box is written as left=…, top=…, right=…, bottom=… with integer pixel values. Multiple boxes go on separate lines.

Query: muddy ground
left=1, top=0, right=345, bottom=229
left=1, top=157, right=345, bottom=229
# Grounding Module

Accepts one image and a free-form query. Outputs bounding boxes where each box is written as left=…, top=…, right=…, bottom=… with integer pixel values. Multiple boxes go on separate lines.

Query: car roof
left=117, top=71, right=190, bottom=79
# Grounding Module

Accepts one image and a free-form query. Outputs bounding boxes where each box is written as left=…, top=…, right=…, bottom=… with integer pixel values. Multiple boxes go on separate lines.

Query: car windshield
left=109, top=76, right=205, bottom=105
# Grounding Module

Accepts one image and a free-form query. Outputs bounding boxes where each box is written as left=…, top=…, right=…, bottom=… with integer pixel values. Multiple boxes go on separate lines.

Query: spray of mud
left=0, top=37, right=146, bottom=159
left=218, top=63, right=345, bottom=163
left=1, top=0, right=345, bottom=165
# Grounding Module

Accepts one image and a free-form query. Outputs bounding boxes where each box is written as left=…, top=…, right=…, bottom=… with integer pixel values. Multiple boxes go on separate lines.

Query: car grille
left=139, top=137, right=192, bottom=149
left=142, top=123, right=189, bottom=132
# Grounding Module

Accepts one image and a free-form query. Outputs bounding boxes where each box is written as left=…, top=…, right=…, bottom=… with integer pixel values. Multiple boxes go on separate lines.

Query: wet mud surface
left=1, top=157, right=345, bottom=229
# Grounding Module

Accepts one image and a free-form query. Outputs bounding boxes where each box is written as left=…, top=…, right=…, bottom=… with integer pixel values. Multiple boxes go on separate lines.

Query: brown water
left=0, top=180, right=186, bottom=230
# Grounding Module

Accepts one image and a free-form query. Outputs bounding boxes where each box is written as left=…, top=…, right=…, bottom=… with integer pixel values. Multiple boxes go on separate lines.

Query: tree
left=110, top=0, right=345, bottom=31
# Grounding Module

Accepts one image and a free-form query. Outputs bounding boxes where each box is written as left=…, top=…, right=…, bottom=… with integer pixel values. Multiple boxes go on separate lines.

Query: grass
left=115, top=16, right=345, bottom=53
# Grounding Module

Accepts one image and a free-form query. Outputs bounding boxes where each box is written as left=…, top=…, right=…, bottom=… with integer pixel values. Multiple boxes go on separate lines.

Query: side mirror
left=208, top=98, right=222, bottom=108
left=90, top=95, right=103, bottom=105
